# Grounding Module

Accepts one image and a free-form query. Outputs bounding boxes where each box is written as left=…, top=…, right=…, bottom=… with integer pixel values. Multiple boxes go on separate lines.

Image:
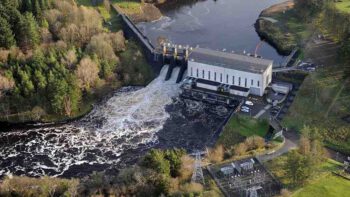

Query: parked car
left=245, top=101, right=254, bottom=106
left=242, top=106, right=250, bottom=110
left=306, top=67, right=316, bottom=71
left=241, top=108, right=250, bottom=113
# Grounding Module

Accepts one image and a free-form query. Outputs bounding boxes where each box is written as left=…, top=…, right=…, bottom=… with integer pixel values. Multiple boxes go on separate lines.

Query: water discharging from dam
left=0, top=65, right=231, bottom=177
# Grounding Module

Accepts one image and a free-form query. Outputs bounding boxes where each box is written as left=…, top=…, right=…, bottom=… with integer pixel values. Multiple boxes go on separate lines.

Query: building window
left=208, top=71, right=211, bottom=80
left=226, top=75, right=229, bottom=83
left=202, top=70, right=205, bottom=78
left=214, top=72, right=217, bottom=81
left=238, top=77, right=241, bottom=86
left=196, top=69, right=199, bottom=77
left=245, top=78, right=247, bottom=87
left=257, top=81, right=260, bottom=87
left=220, top=74, right=222, bottom=82
left=251, top=79, right=253, bottom=86
left=232, top=76, right=235, bottom=85
left=190, top=67, right=193, bottom=76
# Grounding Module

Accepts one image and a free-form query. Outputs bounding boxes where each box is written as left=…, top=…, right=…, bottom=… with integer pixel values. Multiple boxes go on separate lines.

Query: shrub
left=208, top=145, right=224, bottom=163
left=244, top=135, right=265, bottom=150
left=179, top=155, right=194, bottom=181
left=234, top=142, right=248, bottom=156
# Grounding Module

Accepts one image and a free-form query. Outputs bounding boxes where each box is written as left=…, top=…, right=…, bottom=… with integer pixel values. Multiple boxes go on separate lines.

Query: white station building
left=187, top=48, right=273, bottom=97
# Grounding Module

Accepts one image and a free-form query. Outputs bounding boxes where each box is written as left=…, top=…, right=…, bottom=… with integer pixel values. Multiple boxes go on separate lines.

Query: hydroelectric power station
left=119, top=13, right=274, bottom=107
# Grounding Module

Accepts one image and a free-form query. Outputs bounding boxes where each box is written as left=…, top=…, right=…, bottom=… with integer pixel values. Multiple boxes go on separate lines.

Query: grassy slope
left=282, top=66, right=350, bottom=153
left=265, top=153, right=348, bottom=196
left=335, top=0, right=350, bottom=13
left=119, top=39, right=155, bottom=86
left=292, top=174, right=350, bottom=197
left=217, top=115, right=269, bottom=147
left=0, top=1, right=153, bottom=123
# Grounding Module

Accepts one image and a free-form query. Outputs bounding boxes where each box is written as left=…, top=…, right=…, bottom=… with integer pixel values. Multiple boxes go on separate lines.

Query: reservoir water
left=0, top=0, right=284, bottom=178
left=137, top=0, right=286, bottom=64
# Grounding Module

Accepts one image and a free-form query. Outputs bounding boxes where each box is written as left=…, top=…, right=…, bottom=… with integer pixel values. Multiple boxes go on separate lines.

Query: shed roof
left=189, top=48, right=273, bottom=74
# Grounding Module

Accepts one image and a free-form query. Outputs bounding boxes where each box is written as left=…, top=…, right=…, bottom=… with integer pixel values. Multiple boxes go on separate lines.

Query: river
left=0, top=0, right=284, bottom=178
left=0, top=66, right=230, bottom=177
left=138, top=0, right=286, bottom=64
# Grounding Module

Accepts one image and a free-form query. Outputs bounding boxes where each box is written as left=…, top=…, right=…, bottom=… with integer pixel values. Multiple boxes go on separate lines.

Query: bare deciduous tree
left=0, top=74, right=15, bottom=98
left=87, top=33, right=119, bottom=64
left=61, top=49, right=77, bottom=68
left=75, top=57, right=99, bottom=91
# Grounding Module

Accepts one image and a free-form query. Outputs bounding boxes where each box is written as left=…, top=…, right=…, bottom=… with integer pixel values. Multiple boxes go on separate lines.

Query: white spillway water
left=0, top=65, right=181, bottom=177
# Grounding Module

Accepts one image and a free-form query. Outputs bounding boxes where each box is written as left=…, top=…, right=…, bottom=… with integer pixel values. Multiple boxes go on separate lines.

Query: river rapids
left=0, top=65, right=231, bottom=178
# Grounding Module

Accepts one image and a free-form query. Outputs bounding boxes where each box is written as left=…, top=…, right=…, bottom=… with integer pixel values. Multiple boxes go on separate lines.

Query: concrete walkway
left=253, top=104, right=271, bottom=119
left=259, top=17, right=278, bottom=23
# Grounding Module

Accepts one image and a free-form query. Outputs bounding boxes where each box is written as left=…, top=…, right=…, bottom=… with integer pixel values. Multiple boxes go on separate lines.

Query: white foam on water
left=0, top=65, right=181, bottom=177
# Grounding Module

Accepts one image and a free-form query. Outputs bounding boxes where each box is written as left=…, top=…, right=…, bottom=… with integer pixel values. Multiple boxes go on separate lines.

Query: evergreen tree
left=0, top=16, right=16, bottom=48
left=39, top=0, right=47, bottom=10
left=0, top=4, right=22, bottom=45
left=18, top=13, right=40, bottom=50
left=31, top=0, right=42, bottom=21
left=285, top=150, right=313, bottom=186
left=21, top=0, right=32, bottom=13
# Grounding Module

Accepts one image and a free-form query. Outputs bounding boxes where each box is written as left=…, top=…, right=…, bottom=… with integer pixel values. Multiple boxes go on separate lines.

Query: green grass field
left=292, top=174, right=350, bottom=197
left=336, top=0, right=350, bottom=13
left=112, top=0, right=142, bottom=15
left=217, top=115, right=269, bottom=147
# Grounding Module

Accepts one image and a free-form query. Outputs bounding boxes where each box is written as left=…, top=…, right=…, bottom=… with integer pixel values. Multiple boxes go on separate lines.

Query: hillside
left=0, top=0, right=154, bottom=123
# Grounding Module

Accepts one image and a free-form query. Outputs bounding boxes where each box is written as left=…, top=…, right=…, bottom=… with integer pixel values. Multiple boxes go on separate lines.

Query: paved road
left=253, top=104, right=271, bottom=119
left=257, top=130, right=299, bottom=162
left=257, top=129, right=349, bottom=164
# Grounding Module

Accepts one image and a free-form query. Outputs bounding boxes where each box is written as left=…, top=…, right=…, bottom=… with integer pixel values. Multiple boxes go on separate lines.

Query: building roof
left=189, top=48, right=273, bottom=74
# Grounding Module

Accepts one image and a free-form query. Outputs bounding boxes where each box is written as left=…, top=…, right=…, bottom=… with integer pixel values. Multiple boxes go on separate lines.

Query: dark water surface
left=0, top=66, right=230, bottom=178
left=138, top=0, right=286, bottom=64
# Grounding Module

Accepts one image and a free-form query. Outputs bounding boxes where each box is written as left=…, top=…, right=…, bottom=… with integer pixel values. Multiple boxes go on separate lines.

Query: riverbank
left=255, top=0, right=312, bottom=55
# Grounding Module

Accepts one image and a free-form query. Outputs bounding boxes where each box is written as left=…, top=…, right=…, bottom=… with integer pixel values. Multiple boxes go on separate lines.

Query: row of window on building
left=190, top=68, right=260, bottom=87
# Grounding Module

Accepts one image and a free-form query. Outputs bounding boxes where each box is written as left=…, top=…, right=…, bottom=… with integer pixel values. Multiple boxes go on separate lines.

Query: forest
left=0, top=0, right=153, bottom=122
